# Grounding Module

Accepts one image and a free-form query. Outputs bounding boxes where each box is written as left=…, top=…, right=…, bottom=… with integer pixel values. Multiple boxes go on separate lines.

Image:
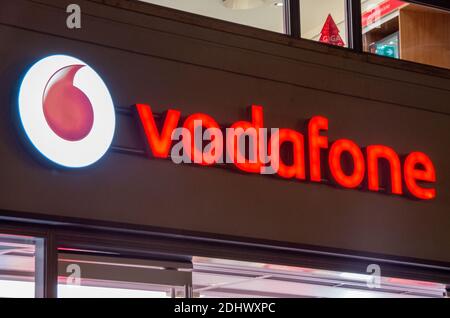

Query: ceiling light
left=340, top=272, right=372, bottom=281
left=222, top=0, right=265, bottom=10
left=222, top=0, right=282, bottom=10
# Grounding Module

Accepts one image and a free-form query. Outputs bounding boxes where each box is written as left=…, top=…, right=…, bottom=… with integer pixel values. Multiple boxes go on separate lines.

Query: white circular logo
left=18, top=55, right=116, bottom=168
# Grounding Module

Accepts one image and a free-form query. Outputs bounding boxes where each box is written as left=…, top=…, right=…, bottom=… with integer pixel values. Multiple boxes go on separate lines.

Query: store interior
left=141, top=0, right=450, bottom=68
left=362, top=0, right=450, bottom=68
left=0, top=234, right=446, bottom=298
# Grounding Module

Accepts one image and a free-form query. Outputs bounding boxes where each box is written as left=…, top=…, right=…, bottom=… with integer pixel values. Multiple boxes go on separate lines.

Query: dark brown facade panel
left=0, top=0, right=449, bottom=268
left=2, top=0, right=450, bottom=112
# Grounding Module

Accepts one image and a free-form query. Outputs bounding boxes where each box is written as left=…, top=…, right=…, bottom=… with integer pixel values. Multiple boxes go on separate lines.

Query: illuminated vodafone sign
left=17, top=55, right=436, bottom=200
left=134, top=104, right=437, bottom=200
left=18, top=55, right=115, bottom=168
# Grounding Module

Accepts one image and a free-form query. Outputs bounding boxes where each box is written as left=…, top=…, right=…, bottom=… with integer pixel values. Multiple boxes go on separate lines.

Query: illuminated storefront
left=0, top=0, right=449, bottom=298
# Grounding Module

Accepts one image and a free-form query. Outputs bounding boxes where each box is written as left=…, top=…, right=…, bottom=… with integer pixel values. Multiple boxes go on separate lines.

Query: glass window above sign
left=140, top=0, right=286, bottom=33
left=300, top=0, right=348, bottom=48
left=137, top=0, right=450, bottom=70
left=361, top=0, right=450, bottom=69
left=0, top=234, right=38, bottom=298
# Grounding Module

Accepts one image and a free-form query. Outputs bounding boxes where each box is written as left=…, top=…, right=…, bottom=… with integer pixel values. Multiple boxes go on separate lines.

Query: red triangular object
left=319, top=14, right=345, bottom=47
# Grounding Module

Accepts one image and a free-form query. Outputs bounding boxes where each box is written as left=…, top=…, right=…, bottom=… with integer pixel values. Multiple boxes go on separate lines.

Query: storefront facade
left=0, top=0, right=449, bottom=298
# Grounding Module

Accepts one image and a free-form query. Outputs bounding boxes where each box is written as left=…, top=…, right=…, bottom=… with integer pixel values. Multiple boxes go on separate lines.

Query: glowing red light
left=133, top=105, right=437, bottom=200
left=182, top=113, right=221, bottom=166
left=134, top=104, right=180, bottom=158
left=308, top=116, right=329, bottom=182
left=404, top=152, right=436, bottom=200
left=271, top=129, right=305, bottom=180
left=227, top=105, right=264, bottom=173
left=328, top=139, right=365, bottom=188
left=43, top=65, right=94, bottom=141
left=366, top=145, right=402, bottom=195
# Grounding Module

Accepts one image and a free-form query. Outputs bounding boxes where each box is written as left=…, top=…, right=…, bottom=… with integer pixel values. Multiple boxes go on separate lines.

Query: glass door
left=0, top=233, right=41, bottom=298
left=57, top=250, right=192, bottom=298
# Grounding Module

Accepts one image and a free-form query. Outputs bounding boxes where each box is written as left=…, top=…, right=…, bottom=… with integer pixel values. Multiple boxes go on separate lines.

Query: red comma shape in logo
left=42, top=64, right=94, bottom=141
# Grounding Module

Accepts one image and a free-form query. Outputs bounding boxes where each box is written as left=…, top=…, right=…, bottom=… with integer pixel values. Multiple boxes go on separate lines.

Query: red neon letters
left=134, top=104, right=436, bottom=200
left=329, top=139, right=365, bottom=189
left=182, top=113, right=221, bottom=166
left=135, top=104, right=180, bottom=158
left=308, top=116, right=329, bottom=182
left=272, top=129, right=306, bottom=180
left=226, top=105, right=264, bottom=173
left=367, top=145, right=402, bottom=195
left=404, top=152, right=436, bottom=200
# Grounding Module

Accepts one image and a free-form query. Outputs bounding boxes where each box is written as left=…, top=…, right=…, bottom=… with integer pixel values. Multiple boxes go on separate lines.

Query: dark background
left=0, top=0, right=449, bottom=265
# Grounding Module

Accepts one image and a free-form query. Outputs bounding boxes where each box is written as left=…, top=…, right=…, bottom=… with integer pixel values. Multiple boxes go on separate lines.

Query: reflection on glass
left=361, top=0, right=450, bottom=69
left=139, top=0, right=286, bottom=33
left=300, top=0, right=348, bottom=47
left=369, top=31, right=399, bottom=58
left=0, top=234, right=37, bottom=298
left=57, top=251, right=190, bottom=298
left=58, top=283, right=170, bottom=298
left=192, top=257, right=446, bottom=298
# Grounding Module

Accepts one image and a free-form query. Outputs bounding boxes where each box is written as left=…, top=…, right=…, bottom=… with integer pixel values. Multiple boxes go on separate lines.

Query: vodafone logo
left=18, top=55, right=115, bottom=168
left=15, top=55, right=436, bottom=200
